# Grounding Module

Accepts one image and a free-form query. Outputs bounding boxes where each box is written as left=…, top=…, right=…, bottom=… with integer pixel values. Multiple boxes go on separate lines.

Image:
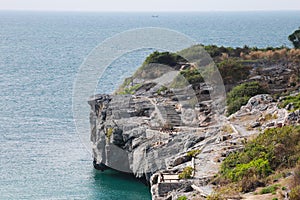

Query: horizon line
left=1, top=8, right=300, bottom=13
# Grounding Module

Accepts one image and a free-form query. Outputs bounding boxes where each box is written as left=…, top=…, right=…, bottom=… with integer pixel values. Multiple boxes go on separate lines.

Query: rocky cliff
left=88, top=93, right=213, bottom=179
left=88, top=46, right=300, bottom=199
left=88, top=91, right=300, bottom=199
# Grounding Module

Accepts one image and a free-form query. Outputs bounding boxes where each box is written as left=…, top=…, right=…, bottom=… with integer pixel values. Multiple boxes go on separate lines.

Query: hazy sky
left=1, top=0, right=300, bottom=12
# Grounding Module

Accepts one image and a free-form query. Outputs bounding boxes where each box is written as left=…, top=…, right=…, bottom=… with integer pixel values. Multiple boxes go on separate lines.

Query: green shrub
left=118, top=84, right=142, bottom=95
left=156, top=86, right=168, bottom=95
left=177, top=196, right=187, bottom=200
left=279, top=93, right=300, bottom=111
left=204, top=45, right=223, bottom=57
left=223, top=158, right=272, bottom=182
left=260, top=184, right=279, bottom=194
left=178, top=166, right=194, bottom=179
left=180, top=68, right=204, bottom=84
left=220, top=126, right=300, bottom=192
left=187, top=149, right=201, bottom=158
left=144, top=51, right=186, bottom=66
left=226, top=81, right=267, bottom=115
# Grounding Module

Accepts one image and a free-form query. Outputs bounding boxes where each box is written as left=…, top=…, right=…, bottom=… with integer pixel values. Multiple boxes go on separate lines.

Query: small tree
left=289, top=28, right=300, bottom=48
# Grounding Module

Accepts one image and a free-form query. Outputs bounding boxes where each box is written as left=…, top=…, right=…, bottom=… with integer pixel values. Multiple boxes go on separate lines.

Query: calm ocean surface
left=1, top=11, right=300, bottom=199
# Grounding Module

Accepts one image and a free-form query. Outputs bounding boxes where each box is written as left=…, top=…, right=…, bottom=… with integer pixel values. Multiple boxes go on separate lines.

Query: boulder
left=285, top=110, right=300, bottom=125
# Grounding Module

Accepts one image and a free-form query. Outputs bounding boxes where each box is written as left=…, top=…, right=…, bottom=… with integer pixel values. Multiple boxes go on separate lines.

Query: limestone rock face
left=237, top=94, right=274, bottom=115
left=88, top=92, right=297, bottom=199
left=88, top=94, right=205, bottom=180
left=88, top=91, right=230, bottom=200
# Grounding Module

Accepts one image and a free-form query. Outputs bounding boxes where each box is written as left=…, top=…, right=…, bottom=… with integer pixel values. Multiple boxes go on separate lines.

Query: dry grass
left=246, top=49, right=287, bottom=60
left=241, top=48, right=300, bottom=62
left=222, top=124, right=234, bottom=133
left=288, top=49, right=300, bottom=61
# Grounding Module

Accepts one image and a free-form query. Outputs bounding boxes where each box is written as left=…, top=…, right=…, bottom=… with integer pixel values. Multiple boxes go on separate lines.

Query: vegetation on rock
left=118, top=83, right=142, bottom=95
left=259, top=184, right=279, bottom=194
left=290, top=185, right=300, bottom=200
left=176, top=196, right=187, bottom=200
left=144, top=51, right=187, bottom=67
left=289, top=162, right=300, bottom=200
left=279, top=93, right=300, bottom=111
left=226, top=81, right=268, bottom=116
left=178, top=166, right=194, bottom=179
left=117, top=44, right=300, bottom=98
left=179, top=68, right=203, bottom=85
left=217, top=59, right=250, bottom=84
left=156, top=85, right=168, bottom=95
left=219, top=126, right=300, bottom=192
left=106, top=127, right=113, bottom=141
left=186, top=149, right=201, bottom=158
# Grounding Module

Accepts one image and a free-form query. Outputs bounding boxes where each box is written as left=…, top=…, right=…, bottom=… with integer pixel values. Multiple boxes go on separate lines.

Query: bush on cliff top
left=144, top=51, right=186, bottom=66
left=136, top=51, right=185, bottom=77
left=226, top=81, right=268, bottom=116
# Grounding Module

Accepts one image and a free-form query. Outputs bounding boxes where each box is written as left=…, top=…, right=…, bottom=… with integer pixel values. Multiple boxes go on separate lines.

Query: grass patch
left=106, top=127, right=113, bottom=141
left=206, top=192, right=225, bottom=200
left=222, top=124, right=234, bottom=133
left=290, top=185, right=300, bottom=200
left=118, top=83, right=142, bottom=95
left=177, top=196, right=187, bottom=200
left=279, top=93, right=300, bottom=111
left=187, top=149, right=201, bottom=158
left=156, top=86, right=168, bottom=95
left=178, top=166, right=194, bottom=179
left=260, top=184, right=279, bottom=194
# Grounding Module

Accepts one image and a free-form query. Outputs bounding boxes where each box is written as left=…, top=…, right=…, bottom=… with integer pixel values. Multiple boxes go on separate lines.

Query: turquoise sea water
left=1, top=11, right=300, bottom=199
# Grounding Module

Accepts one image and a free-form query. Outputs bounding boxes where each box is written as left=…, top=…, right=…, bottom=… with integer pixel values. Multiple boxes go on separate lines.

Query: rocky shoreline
left=88, top=45, right=300, bottom=199
left=88, top=91, right=300, bottom=199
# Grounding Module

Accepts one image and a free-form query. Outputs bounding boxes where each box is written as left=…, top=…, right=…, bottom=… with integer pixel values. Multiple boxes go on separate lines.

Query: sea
left=1, top=11, right=300, bottom=200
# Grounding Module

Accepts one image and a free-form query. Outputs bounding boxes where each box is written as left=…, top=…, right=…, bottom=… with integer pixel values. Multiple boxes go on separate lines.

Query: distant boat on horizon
left=152, top=15, right=159, bottom=18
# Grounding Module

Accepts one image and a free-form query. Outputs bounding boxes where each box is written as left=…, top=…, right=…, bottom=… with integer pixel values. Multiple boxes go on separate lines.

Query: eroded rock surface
left=88, top=92, right=298, bottom=199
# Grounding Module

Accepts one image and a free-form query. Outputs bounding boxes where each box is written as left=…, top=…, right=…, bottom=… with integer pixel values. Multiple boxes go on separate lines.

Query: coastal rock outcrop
left=89, top=93, right=300, bottom=200
left=87, top=45, right=300, bottom=199
left=88, top=94, right=208, bottom=180
left=88, top=88, right=232, bottom=199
